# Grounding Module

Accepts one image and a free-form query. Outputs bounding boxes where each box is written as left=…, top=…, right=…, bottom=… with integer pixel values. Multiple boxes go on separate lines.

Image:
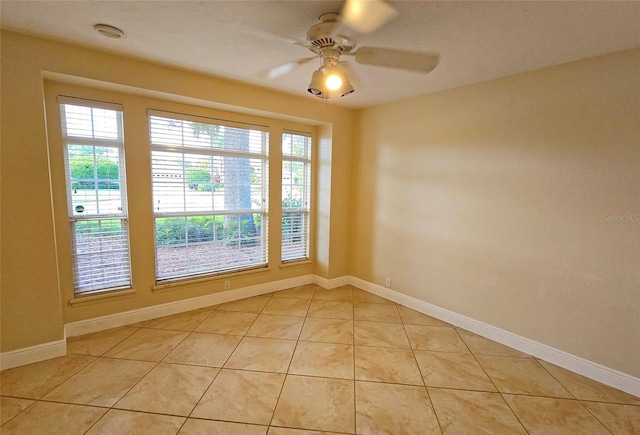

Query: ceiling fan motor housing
left=306, top=12, right=355, bottom=54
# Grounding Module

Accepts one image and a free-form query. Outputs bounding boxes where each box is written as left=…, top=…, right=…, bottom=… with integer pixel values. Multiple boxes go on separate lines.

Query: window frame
left=148, top=110, right=270, bottom=282
left=59, top=97, right=132, bottom=296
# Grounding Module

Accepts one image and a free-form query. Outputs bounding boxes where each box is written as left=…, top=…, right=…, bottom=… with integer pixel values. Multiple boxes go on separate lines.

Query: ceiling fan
left=266, top=0, right=440, bottom=100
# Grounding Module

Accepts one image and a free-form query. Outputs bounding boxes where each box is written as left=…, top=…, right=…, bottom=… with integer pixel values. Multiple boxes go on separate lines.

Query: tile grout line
left=577, top=400, right=616, bottom=435
left=267, top=284, right=317, bottom=430
left=82, top=302, right=221, bottom=432
left=396, top=302, right=445, bottom=435
left=185, top=292, right=275, bottom=428
left=352, top=285, right=357, bottom=435
left=103, top=311, right=209, bottom=428
left=452, top=326, right=530, bottom=434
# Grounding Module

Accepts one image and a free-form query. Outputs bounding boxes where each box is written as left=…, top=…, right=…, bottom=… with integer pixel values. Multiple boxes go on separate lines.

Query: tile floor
left=1, top=284, right=639, bottom=434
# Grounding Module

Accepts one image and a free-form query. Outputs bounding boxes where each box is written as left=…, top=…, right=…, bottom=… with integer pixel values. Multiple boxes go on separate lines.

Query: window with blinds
left=150, top=112, right=269, bottom=280
left=60, top=101, right=131, bottom=295
left=282, top=132, right=311, bottom=262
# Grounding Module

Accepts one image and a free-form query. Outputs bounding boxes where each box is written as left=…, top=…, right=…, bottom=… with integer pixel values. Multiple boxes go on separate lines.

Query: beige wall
left=1, top=31, right=352, bottom=352
left=350, top=49, right=640, bottom=377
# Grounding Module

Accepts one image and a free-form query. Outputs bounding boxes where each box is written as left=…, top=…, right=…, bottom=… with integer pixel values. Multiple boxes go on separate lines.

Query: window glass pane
left=282, top=132, right=311, bottom=158
left=67, top=145, right=123, bottom=216
left=152, top=152, right=264, bottom=214
left=149, top=116, right=266, bottom=154
left=282, top=160, right=306, bottom=208
left=154, top=213, right=266, bottom=280
left=72, top=218, right=130, bottom=292
left=282, top=211, right=308, bottom=261
left=64, top=104, right=119, bottom=140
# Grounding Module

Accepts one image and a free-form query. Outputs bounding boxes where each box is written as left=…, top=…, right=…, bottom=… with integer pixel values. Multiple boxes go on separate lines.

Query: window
left=282, top=131, right=311, bottom=262
left=60, top=100, right=131, bottom=295
left=150, top=112, right=269, bottom=281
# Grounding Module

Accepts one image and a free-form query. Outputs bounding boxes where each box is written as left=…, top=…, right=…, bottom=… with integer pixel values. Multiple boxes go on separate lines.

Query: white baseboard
left=349, top=276, right=640, bottom=398
left=0, top=339, right=67, bottom=371
left=14, top=273, right=637, bottom=398
left=65, top=274, right=314, bottom=338
left=314, top=275, right=349, bottom=289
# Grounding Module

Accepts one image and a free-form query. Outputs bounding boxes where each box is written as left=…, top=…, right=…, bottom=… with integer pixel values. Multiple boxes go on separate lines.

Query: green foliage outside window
left=70, top=156, right=119, bottom=190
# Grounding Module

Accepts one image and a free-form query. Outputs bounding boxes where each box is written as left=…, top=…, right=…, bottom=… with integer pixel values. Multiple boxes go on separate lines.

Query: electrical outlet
left=385, top=277, right=391, bottom=288
left=224, top=280, right=231, bottom=290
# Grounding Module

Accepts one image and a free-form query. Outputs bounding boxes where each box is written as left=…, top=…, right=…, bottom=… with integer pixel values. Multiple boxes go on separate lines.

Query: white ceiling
left=2, top=1, right=639, bottom=108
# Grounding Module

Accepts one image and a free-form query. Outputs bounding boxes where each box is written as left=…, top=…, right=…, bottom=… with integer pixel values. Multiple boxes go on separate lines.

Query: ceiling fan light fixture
left=325, top=71, right=343, bottom=91
left=340, top=75, right=355, bottom=97
left=308, top=68, right=328, bottom=98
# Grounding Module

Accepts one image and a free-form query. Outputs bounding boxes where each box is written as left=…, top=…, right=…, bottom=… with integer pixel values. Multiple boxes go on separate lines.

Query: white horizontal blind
left=150, top=112, right=269, bottom=280
left=60, top=101, right=131, bottom=295
left=282, top=131, right=311, bottom=262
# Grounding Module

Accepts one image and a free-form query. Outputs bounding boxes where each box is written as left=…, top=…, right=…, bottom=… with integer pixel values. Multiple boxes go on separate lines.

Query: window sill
left=280, top=259, right=312, bottom=269
left=152, top=266, right=272, bottom=293
left=69, top=288, right=136, bottom=307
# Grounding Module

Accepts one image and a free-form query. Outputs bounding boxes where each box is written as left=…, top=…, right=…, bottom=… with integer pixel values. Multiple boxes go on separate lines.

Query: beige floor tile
left=477, top=355, right=572, bottom=398
left=272, top=284, right=316, bottom=299
left=86, top=409, right=184, bottom=435
left=353, top=288, right=394, bottom=304
left=404, top=325, right=468, bottom=353
left=0, top=397, right=34, bottom=425
left=354, top=302, right=401, bottom=323
left=414, top=350, right=496, bottom=391
left=455, top=329, right=530, bottom=358
left=0, top=401, right=106, bottom=435
left=267, top=429, right=342, bottom=435
left=429, top=388, right=526, bottom=434
left=538, top=360, right=640, bottom=405
left=163, top=332, right=241, bottom=367
left=289, top=342, right=354, bottom=379
left=355, top=346, right=423, bottom=385
left=180, top=418, right=268, bottom=434
left=307, top=300, right=354, bottom=320
left=67, top=326, right=138, bottom=356
left=299, top=317, right=353, bottom=344
left=103, top=328, right=188, bottom=362
left=43, top=358, right=155, bottom=407
left=145, top=309, right=211, bottom=332
left=272, top=375, right=355, bottom=433
left=354, top=320, right=411, bottom=348
left=115, top=363, right=218, bottom=416
left=217, top=294, right=272, bottom=313
left=355, top=381, right=440, bottom=435
left=503, top=394, right=610, bottom=434
left=581, top=401, right=640, bottom=435
left=313, top=286, right=354, bottom=302
left=246, top=314, right=305, bottom=340
left=262, top=297, right=311, bottom=317
left=397, top=306, right=450, bottom=326
left=195, top=311, right=258, bottom=335
left=0, top=354, right=95, bottom=399
left=224, top=337, right=296, bottom=373
left=191, top=369, right=284, bottom=425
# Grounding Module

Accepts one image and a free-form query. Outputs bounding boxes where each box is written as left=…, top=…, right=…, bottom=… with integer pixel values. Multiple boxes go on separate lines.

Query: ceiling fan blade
left=340, top=0, right=398, bottom=34
left=264, top=56, right=317, bottom=79
left=354, top=47, right=440, bottom=73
